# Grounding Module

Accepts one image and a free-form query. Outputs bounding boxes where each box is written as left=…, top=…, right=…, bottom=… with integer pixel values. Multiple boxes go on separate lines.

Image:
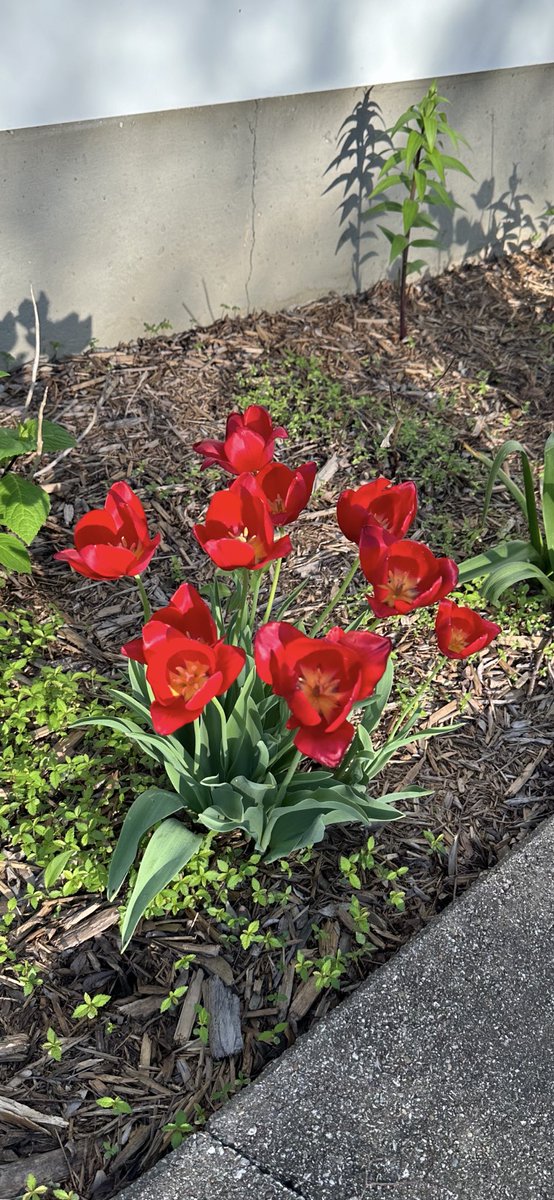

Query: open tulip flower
left=193, top=473, right=292, bottom=570
left=435, top=600, right=500, bottom=660
left=254, top=622, right=391, bottom=767
left=256, top=461, right=317, bottom=525
left=122, top=582, right=222, bottom=664
left=337, top=477, right=417, bottom=545
left=54, top=482, right=160, bottom=580
left=360, top=527, right=458, bottom=617
left=136, top=621, right=245, bottom=735
left=193, top=403, right=287, bottom=474
left=61, top=407, right=501, bottom=950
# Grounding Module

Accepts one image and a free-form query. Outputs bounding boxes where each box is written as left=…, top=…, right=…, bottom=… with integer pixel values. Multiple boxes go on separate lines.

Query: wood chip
left=0, top=1149, right=70, bottom=1198
left=173, top=968, right=204, bottom=1045
left=207, top=976, right=243, bottom=1059
left=0, top=1096, right=67, bottom=1132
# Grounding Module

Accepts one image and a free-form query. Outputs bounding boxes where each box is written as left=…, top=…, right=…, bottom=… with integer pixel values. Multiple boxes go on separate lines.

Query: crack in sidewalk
left=209, top=1128, right=307, bottom=1198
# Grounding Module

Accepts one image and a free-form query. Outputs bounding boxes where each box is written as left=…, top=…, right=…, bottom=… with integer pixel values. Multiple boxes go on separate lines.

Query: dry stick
left=399, top=148, right=422, bottom=341
left=24, top=283, right=41, bottom=409
left=34, top=386, right=48, bottom=458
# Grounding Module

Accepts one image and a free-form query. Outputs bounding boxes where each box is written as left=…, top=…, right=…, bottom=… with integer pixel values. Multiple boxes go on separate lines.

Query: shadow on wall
left=323, top=88, right=391, bottom=293
left=325, top=93, right=553, bottom=286
left=0, top=291, right=92, bottom=368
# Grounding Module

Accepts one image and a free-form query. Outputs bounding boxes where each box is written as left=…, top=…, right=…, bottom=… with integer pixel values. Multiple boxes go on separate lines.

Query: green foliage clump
left=0, top=609, right=154, bottom=897
left=234, top=352, right=369, bottom=446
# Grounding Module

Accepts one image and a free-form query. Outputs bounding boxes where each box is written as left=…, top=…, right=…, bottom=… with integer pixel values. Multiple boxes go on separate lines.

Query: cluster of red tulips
left=55, top=404, right=500, bottom=768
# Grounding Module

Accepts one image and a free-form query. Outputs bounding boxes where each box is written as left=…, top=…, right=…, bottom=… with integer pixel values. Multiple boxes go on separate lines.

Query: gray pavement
left=122, top=818, right=554, bottom=1200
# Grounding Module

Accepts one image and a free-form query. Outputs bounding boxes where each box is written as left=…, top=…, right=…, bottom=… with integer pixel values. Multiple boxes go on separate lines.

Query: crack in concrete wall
left=245, top=99, right=259, bottom=313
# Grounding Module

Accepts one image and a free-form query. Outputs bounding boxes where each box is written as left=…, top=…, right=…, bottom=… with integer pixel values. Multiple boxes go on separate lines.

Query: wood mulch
left=1, top=247, right=553, bottom=1199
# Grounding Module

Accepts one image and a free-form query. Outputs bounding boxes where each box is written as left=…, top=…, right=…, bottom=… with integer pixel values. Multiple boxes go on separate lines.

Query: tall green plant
left=458, top=434, right=554, bottom=603
left=364, top=81, right=471, bottom=338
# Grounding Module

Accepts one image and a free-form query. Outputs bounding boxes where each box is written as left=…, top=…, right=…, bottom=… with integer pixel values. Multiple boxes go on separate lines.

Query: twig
left=35, top=386, right=48, bottom=458
left=24, top=284, right=41, bottom=409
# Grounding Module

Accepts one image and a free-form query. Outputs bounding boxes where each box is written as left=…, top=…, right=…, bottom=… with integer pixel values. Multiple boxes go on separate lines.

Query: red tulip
left=256, top=461, right=317, bottom=525
left=360, top=528, right=458, bottom=617
left=54, top=482, right=160, bottom=580
left=254, top=621, right=391, bottom=767
left=193, top=474, right=292, bottom=571
left=435, top=600, right=500, bottom=660
left=337, top=478, right=417, bottom=545
left=122, top=582, right=219, bottom=664
left=139, top=621, right=245, bottom=735
left=193, top=404, right=287, bottom=475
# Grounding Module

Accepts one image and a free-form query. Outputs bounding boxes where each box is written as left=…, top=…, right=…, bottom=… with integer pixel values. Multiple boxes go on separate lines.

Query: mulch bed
left=1, top=247, right=553, bottom=1199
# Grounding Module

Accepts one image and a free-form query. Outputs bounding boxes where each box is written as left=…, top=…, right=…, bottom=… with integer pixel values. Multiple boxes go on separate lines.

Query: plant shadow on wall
left=323, top=88, right=392, bottom=293
left=434, top=162, right=553, bottom=262
left=0, top=291, right=92, bottom=368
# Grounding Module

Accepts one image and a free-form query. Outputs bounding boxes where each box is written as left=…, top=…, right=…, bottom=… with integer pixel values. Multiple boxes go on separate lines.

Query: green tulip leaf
left=120, top=818, right=202, bottom=950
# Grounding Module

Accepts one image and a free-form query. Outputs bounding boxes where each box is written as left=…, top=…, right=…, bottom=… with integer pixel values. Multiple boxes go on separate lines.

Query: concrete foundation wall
left=0, top=63, right=552, bottom=363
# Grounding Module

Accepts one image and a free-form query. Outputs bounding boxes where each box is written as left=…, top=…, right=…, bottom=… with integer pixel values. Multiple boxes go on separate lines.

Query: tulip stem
left=310, top=558, right=359, bottom=637
left=276, top=748, right=303, bottom=800
left=262, top=559, right=282, bottom=624
left=135, top=575, right=152, bottom=623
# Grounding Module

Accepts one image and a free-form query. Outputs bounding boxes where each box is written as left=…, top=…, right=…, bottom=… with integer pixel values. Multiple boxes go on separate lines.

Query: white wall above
left=2, top=0, right=553, bottom=130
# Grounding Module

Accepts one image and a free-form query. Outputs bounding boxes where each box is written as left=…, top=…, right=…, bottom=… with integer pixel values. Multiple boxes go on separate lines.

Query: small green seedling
left=193, top=1004, right=210, bottom=1045
left=72, top=992, right=111, bottom=1020
left=96, top=1095, right=132, bottom=1116
left=42, top=1027, right=63, bottom=1062
left=160, top=985, right=187, bottom=1013
left=163, top=1110, right=194, bottom=1148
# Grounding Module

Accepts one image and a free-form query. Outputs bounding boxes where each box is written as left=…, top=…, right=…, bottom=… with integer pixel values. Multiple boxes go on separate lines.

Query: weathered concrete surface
left=0, top=63, right=552, bottom=361
left=118, top=1133, right=298, bottom=1200
left=210, top=819, right=554, bottom=1200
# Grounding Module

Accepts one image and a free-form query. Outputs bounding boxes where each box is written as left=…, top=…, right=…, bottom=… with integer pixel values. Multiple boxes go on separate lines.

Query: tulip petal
left=294, top=719, right=354, bottom=768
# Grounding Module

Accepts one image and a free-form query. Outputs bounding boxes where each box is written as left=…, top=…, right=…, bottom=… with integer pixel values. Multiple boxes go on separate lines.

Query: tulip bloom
left=193, top=404, right=287, bottom=475
left=122, top=582, right=220, bottom=664
left=193, top=474, right=292, bottom=570
left=435, top=600, right=500, bottom=660
left=54, top=482, right=160, bottom=580
left=256, top=461, right=317, bottom=525
left=337, top=478, right=417, bottom=545
left=360, top=528, right=458, bottom=617
left=138, top=621, right=245, bottom=735
left=254, top=621, right=391, bottom=767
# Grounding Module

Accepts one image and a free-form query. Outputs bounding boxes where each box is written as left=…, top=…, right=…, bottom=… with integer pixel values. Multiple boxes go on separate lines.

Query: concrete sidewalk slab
left=119, top=1133, right=299, bottom=1200
left=210, top=819, right=554, bottom=1200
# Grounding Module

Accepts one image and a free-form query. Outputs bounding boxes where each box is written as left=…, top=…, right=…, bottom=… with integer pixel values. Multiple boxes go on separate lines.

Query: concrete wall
left=0, top=63, right=552, bottom=362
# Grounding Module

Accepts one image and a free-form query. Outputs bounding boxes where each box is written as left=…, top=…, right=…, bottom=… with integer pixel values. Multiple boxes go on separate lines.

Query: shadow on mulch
left=1, top=247, right=553, bottom=1200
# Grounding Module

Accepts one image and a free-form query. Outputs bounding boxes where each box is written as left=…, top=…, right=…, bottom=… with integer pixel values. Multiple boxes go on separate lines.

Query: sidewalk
left=121, top=817, right=554, bottom=1200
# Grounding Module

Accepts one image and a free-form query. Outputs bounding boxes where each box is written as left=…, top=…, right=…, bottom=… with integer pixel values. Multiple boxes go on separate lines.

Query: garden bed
left=1, top=247, right=553, bottom=1200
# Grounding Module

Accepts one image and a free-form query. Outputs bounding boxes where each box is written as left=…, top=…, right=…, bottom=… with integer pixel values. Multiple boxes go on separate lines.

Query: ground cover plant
left=0, top=247, right=552, bottom=1200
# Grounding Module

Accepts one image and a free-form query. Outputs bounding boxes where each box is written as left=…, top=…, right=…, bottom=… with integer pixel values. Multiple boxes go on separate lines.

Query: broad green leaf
left=426, top=146, right=445, bottom=181
left=0, top=474, right=50, bottom=545
left=413, top=168, right=427, bottom=201
left=389, top=106, right=417, bottom=137
left=44, top=849, right=74, bottom=889
left=440, top=153, right=473, bottom=177
left=457, top=539, right=538, bottom=584
left=411, top=238, right=441, bottom=249
left=0, top=428, right=28, bottom=461
left=423, top=113, right=438, bottom=149
left=388, top=233, right=409, bottom=263
left=482, top=560, right=554, bottom=603
left=19, top=418, right=76, bottom=453
left=405, top=130, right=423, bottom=168
left=121, top=818, right=203, bottom=949
left=108, top=788, right=186, bottom=900
left=405, top=260, right=428, bottom=275
left=402, top=198, right=419, bottom=235
left=0, top=532, right=31, bottom=573
left=541, top=432, right=554, bottom=572
left=368, top=175, right=402, bottom=200
left=425, top=179, right=455, bottom=210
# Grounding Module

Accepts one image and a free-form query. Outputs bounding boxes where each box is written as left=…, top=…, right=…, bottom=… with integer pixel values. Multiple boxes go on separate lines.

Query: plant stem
left=276, top=748, right=302, bottom=801
left=310, top=559, right=359, bottom=636
left=262, top=558, right=282, bottom=624
left=249, top=570, right=263, bottom=638
left=134, top=574, right=152, bottom=622
left=399, top=147, right=422, bottom=341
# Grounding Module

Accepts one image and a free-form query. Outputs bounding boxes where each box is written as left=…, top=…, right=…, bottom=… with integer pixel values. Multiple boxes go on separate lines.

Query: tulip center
left=298, top=663, right=344, bottom=721
left=168, top=659, right=210, bottom=700
left=235, top=525, right=266, bottom=561
left=447, top=627, right=468, bottom=653
left=268, top=493, right=286, bottom=515
left=383, top=568, right=419, bottom=606
left=120, top=535, right=143, bottom=558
